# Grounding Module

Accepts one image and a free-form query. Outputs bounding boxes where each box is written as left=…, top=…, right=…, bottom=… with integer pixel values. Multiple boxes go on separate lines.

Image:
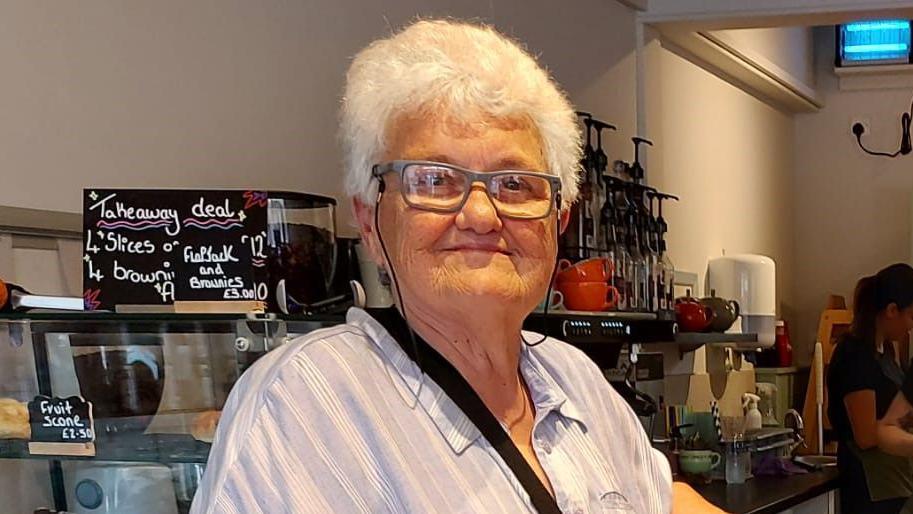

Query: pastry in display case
left=0, top=313, right=339, bottom=514
left=0, top=398, right=30, bottom=439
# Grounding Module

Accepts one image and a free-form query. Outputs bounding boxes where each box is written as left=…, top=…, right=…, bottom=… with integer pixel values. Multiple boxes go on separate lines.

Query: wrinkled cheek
left=389, top=215, right=449, bottom=272
left=516, top=243, right=558, bottom=279
left=512, top=219, right=558, bottom=257
left=524, top=237, right=560, bottom=291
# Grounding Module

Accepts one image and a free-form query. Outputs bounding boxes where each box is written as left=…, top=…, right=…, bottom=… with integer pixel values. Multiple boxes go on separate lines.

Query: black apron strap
left=367, top=308, right=562, bottom=514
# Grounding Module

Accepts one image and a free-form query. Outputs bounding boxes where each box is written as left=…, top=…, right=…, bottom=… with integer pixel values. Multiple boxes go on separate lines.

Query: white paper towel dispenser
left=706, top=254, right=776, bottom=347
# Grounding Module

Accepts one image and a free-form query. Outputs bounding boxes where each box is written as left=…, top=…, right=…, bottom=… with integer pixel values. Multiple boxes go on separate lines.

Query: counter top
left=691, top=467, right=839, bottom=514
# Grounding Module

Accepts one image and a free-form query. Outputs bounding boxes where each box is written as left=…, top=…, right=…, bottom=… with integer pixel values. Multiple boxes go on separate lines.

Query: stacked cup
left=554, top=258, right=620, bottom=311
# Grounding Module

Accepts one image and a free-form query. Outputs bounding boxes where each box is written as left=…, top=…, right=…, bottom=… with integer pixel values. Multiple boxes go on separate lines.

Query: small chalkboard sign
left=27, top=395, right=96, bottom=457
left=82, top=189, right=269, bottom=311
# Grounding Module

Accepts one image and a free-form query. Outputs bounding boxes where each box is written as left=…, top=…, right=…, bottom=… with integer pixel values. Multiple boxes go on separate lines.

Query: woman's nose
left=454, top=186, right=503, bottom=234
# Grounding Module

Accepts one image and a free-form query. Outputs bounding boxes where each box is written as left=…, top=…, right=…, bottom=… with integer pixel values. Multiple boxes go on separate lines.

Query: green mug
left=678, top=450, right=721, bottom=475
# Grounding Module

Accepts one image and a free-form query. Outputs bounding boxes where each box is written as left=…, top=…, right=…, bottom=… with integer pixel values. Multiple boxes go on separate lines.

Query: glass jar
left=725, top=438, right=752, bottom=484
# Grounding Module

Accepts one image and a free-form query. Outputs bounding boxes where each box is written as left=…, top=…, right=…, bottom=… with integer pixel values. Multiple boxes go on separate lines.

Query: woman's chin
left=435, top=271, right=532, bottom=304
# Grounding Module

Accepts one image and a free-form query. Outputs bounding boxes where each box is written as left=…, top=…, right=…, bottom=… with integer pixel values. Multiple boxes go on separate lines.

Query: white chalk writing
left=89, top=193, right=181, bottom=235
left=190, top=276, right=244, bottom=289
left=183, top=244, right=239, bottom=263
left=192, top=197, right=236, bottom=218
left=103, top=232, right=156, bottom=254
left=113, top=260, right=176, bottom=284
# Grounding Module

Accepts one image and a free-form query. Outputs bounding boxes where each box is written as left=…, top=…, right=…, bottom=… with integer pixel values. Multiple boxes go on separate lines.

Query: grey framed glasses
left=372, top=160, right=562, bottom=220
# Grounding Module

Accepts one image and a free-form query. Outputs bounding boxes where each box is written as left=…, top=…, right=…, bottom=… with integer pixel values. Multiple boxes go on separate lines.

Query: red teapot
left=675, top=293, right=715, bottom=333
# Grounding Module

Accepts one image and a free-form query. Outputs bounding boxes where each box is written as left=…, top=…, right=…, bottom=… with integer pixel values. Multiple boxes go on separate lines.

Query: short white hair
left=340, top=19, right=581, bottom=210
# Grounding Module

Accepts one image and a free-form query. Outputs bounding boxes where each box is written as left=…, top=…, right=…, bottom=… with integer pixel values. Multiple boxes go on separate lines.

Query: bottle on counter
left=605, top=222, right=629, bottom=312
left=742, top=393, right=763, bottom=432
left=637, top=223, right=651, bottom=311
left=644, top=193, right=663, bottom=314
left=617, top=215, right=634, bottom=311
left=601, top=185, right=627, bottom=312
left=658, top=241, right=674, bottom=316
left=651, top=191, right=677, bottom=318
left=626, top=217, right=646, bottom=311
left=641, top=218, right=657, bottom=312
left=775, top=320, right=794, bottom=367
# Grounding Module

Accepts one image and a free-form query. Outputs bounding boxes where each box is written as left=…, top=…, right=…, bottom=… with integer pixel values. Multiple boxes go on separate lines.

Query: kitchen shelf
left=834, top=64, right=913, bottom=91
left=668, top=332, right=761, bottom=353
left=0, top=434, right=210, bottom=464
left=529, top=308, right=659, bottom=319
left=673, top=332, right=758, bottom=344
left=524, top=310, right=676, bottom=345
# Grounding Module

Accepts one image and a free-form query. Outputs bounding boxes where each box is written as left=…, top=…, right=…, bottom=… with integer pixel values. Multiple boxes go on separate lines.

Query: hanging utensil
left=591, top=120, right=616, bottom=181
left=628, top=137, right=653, bottom=184
left=576, top=112, right=596, bottom=180
left=575, top=112, right=597, bottom=258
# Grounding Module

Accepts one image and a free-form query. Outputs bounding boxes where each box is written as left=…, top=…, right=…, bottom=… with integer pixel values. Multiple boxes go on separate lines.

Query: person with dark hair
left=828, top=263, right=913, bottom=513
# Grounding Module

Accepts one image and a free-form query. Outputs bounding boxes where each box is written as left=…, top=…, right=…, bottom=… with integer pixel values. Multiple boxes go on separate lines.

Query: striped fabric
left=190, top=308, right=672, bottom=514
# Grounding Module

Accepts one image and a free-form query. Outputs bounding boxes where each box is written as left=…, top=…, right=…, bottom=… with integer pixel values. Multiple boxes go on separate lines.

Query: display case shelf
left=0, top=434, right=210, bottom=465
left=0, top=312, right=346, bottom=513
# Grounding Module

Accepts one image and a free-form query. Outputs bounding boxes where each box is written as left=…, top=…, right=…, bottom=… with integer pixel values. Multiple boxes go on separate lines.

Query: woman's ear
left=886, top=302, right=901, bottom=320
left=352, top=197, right=384, bottom=265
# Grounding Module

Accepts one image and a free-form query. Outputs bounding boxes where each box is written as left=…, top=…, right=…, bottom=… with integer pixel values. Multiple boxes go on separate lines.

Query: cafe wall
left=1, top=2, right=638, bottom=509
left=708, top=26, right=816, bottom=91
left=793, top=27, right=913, bottom=364
left=0, top=0, right=638, bottom=236
left=643, top=37, right=798, bottom=329
left=1, top=1, right=800, bottom=334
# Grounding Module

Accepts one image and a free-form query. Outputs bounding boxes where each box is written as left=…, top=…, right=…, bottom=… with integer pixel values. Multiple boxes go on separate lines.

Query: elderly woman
left=192, top=19, right=718, bottom=514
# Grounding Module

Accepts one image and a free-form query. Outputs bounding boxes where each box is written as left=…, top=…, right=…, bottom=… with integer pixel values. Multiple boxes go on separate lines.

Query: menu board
left=28, top=396, right=95, bottom=444
left=82, top=189, right=269, bottom=311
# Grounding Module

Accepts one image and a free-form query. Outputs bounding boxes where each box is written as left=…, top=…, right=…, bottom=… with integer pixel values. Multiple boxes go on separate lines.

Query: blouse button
left=540, top=440, right=552, bottom=454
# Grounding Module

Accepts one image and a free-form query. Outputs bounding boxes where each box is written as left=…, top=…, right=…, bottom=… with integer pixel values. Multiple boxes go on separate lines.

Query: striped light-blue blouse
left=190, top=308, right=672, bottom=513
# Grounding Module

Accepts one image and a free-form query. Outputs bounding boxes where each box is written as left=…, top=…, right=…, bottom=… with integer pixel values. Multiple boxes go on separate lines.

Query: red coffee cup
left=556, top=258, right=613, bottom=284
left=557, top=281, right=620, bottom=311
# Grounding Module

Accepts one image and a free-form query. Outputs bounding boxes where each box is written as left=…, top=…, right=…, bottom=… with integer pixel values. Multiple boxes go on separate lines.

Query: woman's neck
left=401, top=300, right=528, bottom=417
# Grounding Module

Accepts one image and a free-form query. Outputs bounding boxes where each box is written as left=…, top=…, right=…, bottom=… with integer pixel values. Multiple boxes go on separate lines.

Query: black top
left=903, top=361, right=913, bottom=404
left=827, top=334, right=906, bottom=513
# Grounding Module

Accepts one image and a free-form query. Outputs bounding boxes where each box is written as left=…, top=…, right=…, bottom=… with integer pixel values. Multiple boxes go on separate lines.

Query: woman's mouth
left=444, top=244, right=512, bottom=255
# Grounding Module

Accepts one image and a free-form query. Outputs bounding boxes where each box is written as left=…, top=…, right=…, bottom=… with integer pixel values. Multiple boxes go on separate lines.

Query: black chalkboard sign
left=82, top=189, right=269, bottom=310
left=28, top=396, right=95, bottom=444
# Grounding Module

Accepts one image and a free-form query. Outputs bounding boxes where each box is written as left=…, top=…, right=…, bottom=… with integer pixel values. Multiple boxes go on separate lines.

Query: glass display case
left=0, top=312, right=342, bottom=514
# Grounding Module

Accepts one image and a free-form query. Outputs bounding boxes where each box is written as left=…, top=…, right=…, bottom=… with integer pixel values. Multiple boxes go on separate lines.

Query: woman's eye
left=411, top=171, right=451, bottom=188
left=503, top=177, right=526, bottom=191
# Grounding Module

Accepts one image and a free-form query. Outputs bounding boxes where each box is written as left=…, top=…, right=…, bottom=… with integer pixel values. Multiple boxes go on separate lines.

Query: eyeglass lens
left=401, top=163, right=553, bottom=218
